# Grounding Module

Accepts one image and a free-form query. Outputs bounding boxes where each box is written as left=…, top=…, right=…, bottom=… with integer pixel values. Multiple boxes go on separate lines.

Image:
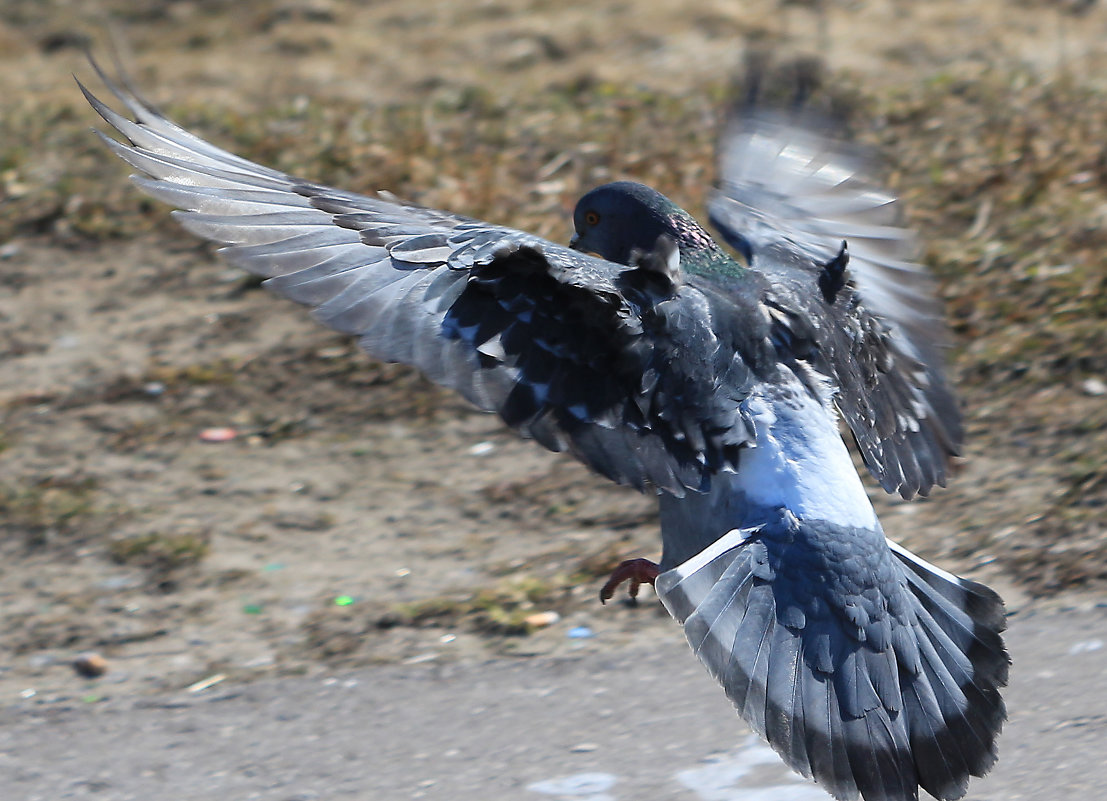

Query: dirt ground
left=1, top=0, right=1105, bottom=711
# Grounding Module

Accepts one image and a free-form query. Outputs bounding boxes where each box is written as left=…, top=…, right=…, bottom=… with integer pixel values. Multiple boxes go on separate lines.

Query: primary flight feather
left=79, top=59, right=1007, bottom=801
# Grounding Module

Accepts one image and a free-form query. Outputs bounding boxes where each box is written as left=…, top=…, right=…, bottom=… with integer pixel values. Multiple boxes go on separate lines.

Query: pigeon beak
left=569, top=234, right=604, bottom=259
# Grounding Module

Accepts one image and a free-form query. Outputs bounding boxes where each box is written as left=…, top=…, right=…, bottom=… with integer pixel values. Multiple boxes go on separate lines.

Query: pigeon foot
left=599, top=558, right=660, bottom=604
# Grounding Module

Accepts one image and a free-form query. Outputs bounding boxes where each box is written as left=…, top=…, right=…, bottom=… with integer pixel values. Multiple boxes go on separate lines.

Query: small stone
left=72, top=652, right=108, bottom=679
left=199, top=427, right=238, bottom=443
left=1081, top=378, right=1107, bottom=397
left=525, top=610, right=560, bottom=629
left=567, top=626, right=594, bottom=639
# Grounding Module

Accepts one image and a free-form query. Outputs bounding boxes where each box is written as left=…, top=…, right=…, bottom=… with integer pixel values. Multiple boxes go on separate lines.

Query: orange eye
left=584, top=210, right=601, bottom=226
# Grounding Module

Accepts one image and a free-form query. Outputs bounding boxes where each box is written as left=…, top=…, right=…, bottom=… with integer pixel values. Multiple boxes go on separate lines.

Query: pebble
left=1082, top=378, right=1106, bottom=397
left=72, top=652, right=108, bottom=679
left=525, top=610, right=560, bottom=629
left=199, top=427, right=238, bottom=443
left=567, top=626, right=594, bottom=639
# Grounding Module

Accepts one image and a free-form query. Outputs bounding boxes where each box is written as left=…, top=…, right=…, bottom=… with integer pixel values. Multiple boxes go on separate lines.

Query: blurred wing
left=80, top=64, right=758, bottom=496
left=708, top=112, right=962, bottom=499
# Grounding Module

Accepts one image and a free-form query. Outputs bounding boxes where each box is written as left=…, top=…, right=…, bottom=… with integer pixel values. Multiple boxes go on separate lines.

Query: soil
left=1, top=0, right=1105, bottom=712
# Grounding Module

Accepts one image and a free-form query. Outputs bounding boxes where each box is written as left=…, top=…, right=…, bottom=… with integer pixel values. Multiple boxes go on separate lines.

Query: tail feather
left=821, top=676, right=862, bottom=799
left=797, top=668, right=840, bottom=792
left=908, top=635, right=985, bottom=801
left=865, top=708, right=916, bottom=799
left=901, top=683, right=963, bottom=799
left=891, top=541, right=1009, bottom=689
left=890, top=541, right=1008, bottom=789
left=655, top=513, right=1008, bottom=801
left=864, top=644, right=902, bottom=713
left=765, top=621, right=808, bottom=776
left=683, top=555, right=757, bottom=658
left=729, top=584, right=776, bottom=732
left=661, top=528, right=757, bottom=622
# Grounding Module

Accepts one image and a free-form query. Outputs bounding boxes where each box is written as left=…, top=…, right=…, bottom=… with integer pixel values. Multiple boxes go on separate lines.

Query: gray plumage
left=79, top=58, right=1007, bottom=801
left=708, top=110, right=963, bottom=500
left=657, top=501, right=1007, bottom=801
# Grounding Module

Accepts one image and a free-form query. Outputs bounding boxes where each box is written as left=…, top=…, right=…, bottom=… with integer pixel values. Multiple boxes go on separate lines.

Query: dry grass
left=0, top=2, right=1104, bottom=641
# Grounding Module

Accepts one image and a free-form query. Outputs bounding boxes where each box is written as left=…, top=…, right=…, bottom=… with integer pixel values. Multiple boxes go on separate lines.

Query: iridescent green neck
left=659, top=203, right=745, bottom=278
left=678, top=240, right=747, bottom=278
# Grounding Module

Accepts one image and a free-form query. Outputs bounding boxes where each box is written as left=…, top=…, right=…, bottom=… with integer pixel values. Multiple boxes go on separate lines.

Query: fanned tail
left=655, top=512, right=1008, bottom=801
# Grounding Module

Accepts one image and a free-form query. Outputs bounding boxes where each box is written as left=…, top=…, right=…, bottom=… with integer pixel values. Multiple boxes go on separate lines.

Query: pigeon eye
left=584, top=210, right=601, bottom=226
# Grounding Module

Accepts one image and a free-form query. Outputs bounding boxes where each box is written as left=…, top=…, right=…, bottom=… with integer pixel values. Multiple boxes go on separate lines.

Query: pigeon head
left=570, top=181, right=722, bottom=265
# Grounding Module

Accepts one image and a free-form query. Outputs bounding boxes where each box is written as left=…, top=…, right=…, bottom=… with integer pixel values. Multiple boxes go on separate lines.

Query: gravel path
left=3, top=603, right=1104, bottom=801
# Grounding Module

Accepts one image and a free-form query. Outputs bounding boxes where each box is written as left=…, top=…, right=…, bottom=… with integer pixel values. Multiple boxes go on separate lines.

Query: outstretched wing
left=709, top=111, right=962, bottom=499
left=80, top=64, right=758, bottom=496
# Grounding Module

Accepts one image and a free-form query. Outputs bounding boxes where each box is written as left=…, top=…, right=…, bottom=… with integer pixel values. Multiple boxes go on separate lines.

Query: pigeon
left=79, top=59, right=1007, bottom=801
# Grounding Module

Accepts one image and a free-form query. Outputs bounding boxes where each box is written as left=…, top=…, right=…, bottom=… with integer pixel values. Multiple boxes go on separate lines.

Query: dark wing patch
left=80, top=63, right=758, bottom=496
left=709, top=112, right=962, bottom=499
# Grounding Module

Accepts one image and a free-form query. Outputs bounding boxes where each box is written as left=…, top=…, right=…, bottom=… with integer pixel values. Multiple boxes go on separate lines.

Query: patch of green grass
left=389, top=574, right=576, bottom=636
left=391, top=596, right=473, bottom=626
left=147, top=360, right=238, bottom=388
left=0, top=476, right=100, bottom=547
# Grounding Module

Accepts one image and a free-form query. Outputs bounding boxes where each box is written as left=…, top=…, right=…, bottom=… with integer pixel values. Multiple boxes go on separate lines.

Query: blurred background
left=0, top=0, right=1105, bottom=769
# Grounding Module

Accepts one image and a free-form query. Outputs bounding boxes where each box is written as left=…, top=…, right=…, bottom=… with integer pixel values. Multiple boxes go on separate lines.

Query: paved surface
left=1, top=604, right=1105, bottom=801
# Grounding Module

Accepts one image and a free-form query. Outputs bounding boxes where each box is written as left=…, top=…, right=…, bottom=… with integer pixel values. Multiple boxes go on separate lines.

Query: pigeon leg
left=599, top=558, right=660, bottom=604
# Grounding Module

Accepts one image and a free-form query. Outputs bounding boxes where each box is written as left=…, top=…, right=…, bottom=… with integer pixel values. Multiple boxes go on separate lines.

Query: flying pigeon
left=79, top=60, right=1007, bottom=801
